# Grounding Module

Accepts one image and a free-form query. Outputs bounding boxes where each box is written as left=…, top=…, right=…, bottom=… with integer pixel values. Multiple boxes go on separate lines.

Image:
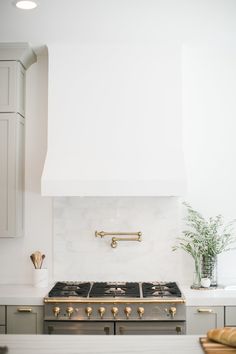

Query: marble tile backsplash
left=53, top=197, right=193, bottom=283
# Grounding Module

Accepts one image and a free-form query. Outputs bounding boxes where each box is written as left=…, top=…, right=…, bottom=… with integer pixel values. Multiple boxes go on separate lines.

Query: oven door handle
left=48, top=325, right=54, bottom=335
left=176, top=326, right=182, bottom=334
left=104, top=326, right=110, bottom=335
left=119, top=326, right=125, bottom=335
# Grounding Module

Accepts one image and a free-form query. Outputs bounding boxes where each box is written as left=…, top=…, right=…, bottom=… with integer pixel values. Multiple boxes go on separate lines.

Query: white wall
left=182, top=42, right=236, bottom=284
left=0, top=0, right=236, bottom=285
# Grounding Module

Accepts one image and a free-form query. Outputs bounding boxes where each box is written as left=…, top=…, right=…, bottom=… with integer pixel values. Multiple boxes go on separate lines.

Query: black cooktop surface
left=142, top=282, right=182, bottom=298
left=48, top=282, right=91, bottom=297
left=48, top=281, right=182, bottom=298
left=89, top=282, right=140, bottom=298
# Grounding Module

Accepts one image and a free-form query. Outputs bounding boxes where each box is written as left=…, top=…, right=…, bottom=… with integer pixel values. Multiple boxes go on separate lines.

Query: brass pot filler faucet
left=95, top=231, right=142, bottom=248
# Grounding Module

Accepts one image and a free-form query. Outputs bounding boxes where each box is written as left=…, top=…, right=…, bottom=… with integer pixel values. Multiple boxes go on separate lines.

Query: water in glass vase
left=201, top=255, right=217, bottom=287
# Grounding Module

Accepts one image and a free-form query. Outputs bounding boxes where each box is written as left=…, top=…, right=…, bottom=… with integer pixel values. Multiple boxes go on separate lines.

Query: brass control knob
left=169, top=306, right=177, bottom=318
left=53, top=306, right=60, bottom=317
left=98, top=306, right=106, bottom=319
left=111, top=307, right=119, bottom=319
left=85, top=306, right=93, bottom=318
left=137, top=307, right=145, bottom=319
left=66, top=306, right=74, bottom=318
left=124, top=306, right=132, bottom=319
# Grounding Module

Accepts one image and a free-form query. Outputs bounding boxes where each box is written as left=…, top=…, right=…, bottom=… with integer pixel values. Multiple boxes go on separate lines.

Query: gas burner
left=48, top=282, right=91, bottom=297
left=142, top=282, right=182, bottom=298
left=104, top=287, right=126, bottom=296
left=89, top=282, right=140, bottom=298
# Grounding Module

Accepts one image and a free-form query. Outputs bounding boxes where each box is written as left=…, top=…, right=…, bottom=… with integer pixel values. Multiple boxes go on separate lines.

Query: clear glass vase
left=201, top=255, right=217, bottom=287
left=192, top=257, right=201, bottom=288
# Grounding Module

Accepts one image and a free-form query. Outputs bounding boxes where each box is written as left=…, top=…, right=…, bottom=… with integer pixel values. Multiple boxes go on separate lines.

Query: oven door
left=44, top=321, right=114, bottom=335
left=116, top=321, right=186, bottom=335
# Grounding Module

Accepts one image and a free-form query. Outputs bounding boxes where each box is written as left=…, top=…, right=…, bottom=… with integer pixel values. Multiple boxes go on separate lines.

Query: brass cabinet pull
left=17, top=308, right=32, bottom=313
left=197, top=308, right=213, bottom=313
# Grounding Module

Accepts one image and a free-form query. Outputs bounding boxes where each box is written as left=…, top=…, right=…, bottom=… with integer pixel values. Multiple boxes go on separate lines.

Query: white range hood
left=41, top=43, right=186, bottom=196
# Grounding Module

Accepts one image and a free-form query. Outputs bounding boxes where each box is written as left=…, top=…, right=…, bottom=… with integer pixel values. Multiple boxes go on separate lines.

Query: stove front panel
left=44, top=301, right=186, bottom=321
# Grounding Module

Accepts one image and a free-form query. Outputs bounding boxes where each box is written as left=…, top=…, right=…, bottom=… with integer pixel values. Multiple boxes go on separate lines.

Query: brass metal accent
left=44, top=297, right=185, bottom=304
left=53, top=306, right=60, bottom=317
left=169, top=306, right=177, bottom=318
left=95, top=231, right=142, bottom=248
left=85, top=306, right=93, bottom=318
left=66, top=306, right=74, bottom=318
left=17, top=307, right=32, bottom=313
left=137, top=306, right=145, bottom=319
left=98, top=306, right=106, bottom=319
left=111, top=306, right=119, bottom=318
left=197, top=308, right=213, bottom=313
left=124, top=306, right=132, bottom=319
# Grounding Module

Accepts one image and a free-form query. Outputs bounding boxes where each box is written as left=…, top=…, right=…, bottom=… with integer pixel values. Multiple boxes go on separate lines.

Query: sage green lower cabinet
left=7, top=306, right=43, bottom=334
left=225, top=306, right=236, bottom=326
left=0, top=306, right=6, bottom=333
left=186, top=306, right=224, bottom=334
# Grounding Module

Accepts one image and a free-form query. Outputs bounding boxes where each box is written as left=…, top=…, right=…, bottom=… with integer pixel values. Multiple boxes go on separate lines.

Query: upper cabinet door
left=0, top=61, right=25, bottom=117
left=0, top=113, right=25, bottom=238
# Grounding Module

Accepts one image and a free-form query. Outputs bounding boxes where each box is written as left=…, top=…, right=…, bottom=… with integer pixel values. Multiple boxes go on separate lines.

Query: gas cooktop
left=48, top=281, right=182, bottom=299
left=44, top=281, right=186, bottom=325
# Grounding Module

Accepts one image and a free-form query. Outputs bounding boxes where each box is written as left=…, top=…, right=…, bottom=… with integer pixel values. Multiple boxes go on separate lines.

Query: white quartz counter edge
left=181, top=286, right=236, bottom=306
left=0, top=334, right=202, bottom=354
left=0, top=285, right=52, bottom=305
left=0, top=284, right=236, bottom=306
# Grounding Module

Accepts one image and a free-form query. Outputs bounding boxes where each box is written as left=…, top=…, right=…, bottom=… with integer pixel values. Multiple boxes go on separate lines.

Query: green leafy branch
left=173, top=202, right=236, bottom=259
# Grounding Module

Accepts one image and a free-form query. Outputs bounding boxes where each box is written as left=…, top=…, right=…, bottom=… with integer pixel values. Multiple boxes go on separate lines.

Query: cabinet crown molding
left=0, top=42, right=37, bottom=69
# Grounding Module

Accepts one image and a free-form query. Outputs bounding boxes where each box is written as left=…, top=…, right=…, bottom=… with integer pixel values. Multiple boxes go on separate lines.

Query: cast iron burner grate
left=89, top=282, right=140, bottom=298
left=142, top=282, right=182, bottom=298
left=48, top=282, right=91, bottom=297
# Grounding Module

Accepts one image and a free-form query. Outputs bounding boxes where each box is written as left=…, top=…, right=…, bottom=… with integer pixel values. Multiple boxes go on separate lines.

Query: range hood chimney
left=41, top=43, right=186, bottom=196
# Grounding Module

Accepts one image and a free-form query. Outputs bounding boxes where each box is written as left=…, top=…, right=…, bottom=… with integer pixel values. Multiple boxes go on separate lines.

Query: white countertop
left=0, top=284, right=51, bottom=305
left=0, top=334, right=202, bottom=354
left=182, top=286, right=236, bottom=306
left=0, top=284, right=236, bottom=306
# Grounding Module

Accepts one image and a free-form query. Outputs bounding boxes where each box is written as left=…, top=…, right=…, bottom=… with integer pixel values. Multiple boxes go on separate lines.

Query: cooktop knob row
left=52, top=306, right=146, bottom=319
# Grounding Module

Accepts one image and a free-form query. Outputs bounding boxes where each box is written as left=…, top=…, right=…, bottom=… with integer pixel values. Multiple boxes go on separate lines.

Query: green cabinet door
left=7, top=306, right=43, bottom=334
left=186, top=306, right=224, bottom=334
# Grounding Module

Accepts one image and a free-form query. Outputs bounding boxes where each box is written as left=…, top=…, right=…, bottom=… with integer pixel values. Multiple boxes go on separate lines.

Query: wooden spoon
left=30, top=254, right=37, bottom=269
left=40, top=254, right=45, bottom=269
left=34, top=251, right=42, bottom=269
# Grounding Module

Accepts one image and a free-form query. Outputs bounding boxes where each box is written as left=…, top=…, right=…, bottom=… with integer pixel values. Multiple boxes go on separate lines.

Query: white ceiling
left=0, top=0, right=236, bottom=53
